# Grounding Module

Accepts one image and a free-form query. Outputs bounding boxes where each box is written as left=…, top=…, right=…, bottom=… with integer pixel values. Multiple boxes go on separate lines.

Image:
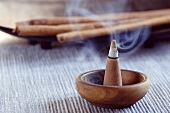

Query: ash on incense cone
left=103, top=40, right=122, bottom=86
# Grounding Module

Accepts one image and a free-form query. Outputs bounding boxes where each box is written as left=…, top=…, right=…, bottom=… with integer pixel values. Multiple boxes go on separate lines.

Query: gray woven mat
left=0, top=42, right=170, bottom=113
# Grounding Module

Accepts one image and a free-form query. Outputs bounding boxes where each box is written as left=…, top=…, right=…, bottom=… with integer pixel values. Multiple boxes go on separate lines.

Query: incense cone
left=75, top=40, right=150, bottom=108
left=103, top=40, right=122, bottom=86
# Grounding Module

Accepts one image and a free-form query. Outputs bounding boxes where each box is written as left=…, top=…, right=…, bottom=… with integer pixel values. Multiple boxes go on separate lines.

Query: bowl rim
left=77, top=69, right=150, bottom=88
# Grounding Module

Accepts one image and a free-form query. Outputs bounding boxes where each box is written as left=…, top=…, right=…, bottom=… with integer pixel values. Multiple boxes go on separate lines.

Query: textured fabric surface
left=0, top=41, right=170, bottom=113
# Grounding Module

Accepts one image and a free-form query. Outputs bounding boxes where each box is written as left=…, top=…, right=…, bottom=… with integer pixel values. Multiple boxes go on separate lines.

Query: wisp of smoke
left=65, top=0, right=150, bottom=56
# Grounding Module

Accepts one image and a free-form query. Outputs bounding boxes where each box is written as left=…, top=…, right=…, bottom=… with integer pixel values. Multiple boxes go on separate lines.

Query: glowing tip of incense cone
left=111, top=40, right=117, bottom=48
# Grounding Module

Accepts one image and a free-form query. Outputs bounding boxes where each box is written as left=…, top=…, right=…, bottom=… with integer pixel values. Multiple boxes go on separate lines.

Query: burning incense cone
left=75, top=40, right=150, bottom=108
left=103, top=40, right=122, bottom=86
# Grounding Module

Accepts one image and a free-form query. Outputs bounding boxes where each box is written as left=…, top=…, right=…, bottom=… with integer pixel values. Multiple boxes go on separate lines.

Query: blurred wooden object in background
left=0, top=0, right=170, bottom=46
left=0, top=0, right=67, bottom=46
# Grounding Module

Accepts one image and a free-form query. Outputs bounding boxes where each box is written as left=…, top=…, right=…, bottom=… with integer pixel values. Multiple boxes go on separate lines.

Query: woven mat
left=0, top=41, right=170, bottom=113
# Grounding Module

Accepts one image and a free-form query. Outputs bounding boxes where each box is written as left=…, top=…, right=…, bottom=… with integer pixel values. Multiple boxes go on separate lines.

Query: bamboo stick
left=57, top=15, right=170, bottom=43
left=16, top=9, right=170, bottom=26
left=15, top=18, right=142, bottom=36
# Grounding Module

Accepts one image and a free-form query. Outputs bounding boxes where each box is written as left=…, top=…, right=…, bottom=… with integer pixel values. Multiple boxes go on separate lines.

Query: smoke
left=66, top=0, right=130, bottom=16
left=65, top=0, right=150, bottom=55
left=115, top=27, right=150, bottom=53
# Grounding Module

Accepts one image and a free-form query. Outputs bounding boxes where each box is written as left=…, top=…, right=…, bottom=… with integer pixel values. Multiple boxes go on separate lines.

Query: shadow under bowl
left=76, top=69, right=150, bottom=109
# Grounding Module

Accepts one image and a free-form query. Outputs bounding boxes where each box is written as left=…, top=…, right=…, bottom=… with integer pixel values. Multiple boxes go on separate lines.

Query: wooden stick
left=16, top=9, right=170, bottom=26
left=15, top=19, right=142, bottom=36
left=15, top=23, right=100, bottom=36
left=57, top=15, right=170, bottom=43
left=104, top=40, right=122, bottom=86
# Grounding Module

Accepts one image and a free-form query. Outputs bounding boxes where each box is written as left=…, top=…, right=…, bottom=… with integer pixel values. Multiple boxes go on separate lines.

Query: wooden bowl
left=76, top=69, right=150, bottom=109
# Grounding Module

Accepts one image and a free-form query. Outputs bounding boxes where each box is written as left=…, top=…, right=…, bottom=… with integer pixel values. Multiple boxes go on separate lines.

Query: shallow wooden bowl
left=76, top=69, right=150, bottom=109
